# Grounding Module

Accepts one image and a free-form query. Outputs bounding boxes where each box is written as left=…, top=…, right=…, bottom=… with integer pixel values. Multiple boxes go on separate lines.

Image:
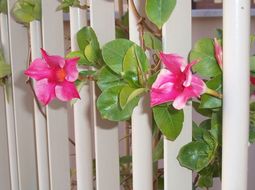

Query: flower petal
left=160, top=53, right=184, bottom=74
left=214, top=38, right=223, bottom=69
left=173, top=76, right=206, bottom=110
left=24, top=58, right=53, bottom=81
left=35, top=79, right=56, bottom=105
left=191, top=75, right=207, bottom=96
left=55, top=81, right=80, bottom=101
left=41, top=48, right=65, bottom=68
left=151, top=70, right=180, bottom=106
left=65, top=57, right=79, bottom=82
left=183, top=60, right=199, bottom=87
left=173, top=87, right=194, bottom=110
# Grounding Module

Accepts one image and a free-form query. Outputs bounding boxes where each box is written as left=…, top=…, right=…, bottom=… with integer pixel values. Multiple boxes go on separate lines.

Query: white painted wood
left=30, top=20, right=50, bottom=190
left=129, top=1, right=153, bottom=189
left=69, top=3, right=94, bottom=190
left=0, top=13, right=11, bottom=190
left=222, top=1, right=250, bottom=190
left=162, top=1, right=192, bottom=190
left=90, top=1, right=120, bottom=189
left=41, top=1, right=71, bottom=189
left=7, top=0, right=38, bottom=188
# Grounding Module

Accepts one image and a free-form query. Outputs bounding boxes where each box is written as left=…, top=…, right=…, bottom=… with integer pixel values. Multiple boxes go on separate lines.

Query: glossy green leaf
left=77, top=26, right=100, bottom=53
left=12, top=0, right=41, bottom=24
left=189, top=38, right=221, bottom=78
left=97, top=85, right=139, bottom=121
left=119, top=86, right=146, bottom=109
left=177, top=141, right=211, bottom=172
left=102, top=39, right=149, bottom=75
left=119, top=86, right=137, bottom=109
left=66, top=51, right=93, bottom=66
left=96, top=66, right=125, bottom=91
left=122, top=71, right=141, bottom=88
left=200, top=75, right=222, bottom=109
left=193, top=101, right=212, bottom=117
left=145, top=0, right=176, bottom=29
left=84, top=43, right=99, bottom=63
left=153, top=104, right=184, bottom=141
left=143, top=31, right=162, bottom=51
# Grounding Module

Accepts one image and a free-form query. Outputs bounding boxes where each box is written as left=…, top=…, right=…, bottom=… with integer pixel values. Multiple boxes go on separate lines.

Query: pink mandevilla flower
left=24, top=49, right=80, bottom=105
left=214, top=38, right=223, bottom=69
left=150, top=53, right=207, bottom=110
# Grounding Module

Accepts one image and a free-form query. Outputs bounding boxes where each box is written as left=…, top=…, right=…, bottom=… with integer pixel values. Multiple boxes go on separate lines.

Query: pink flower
left=24, top=49, right=80, bottom=105
left=214, top=38, right=223, bottom=70
left=150, top=53, right=207, bottom=110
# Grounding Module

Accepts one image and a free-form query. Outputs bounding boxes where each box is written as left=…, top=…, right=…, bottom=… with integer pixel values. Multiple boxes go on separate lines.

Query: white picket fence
left=0, top=0, right=251, bottom=190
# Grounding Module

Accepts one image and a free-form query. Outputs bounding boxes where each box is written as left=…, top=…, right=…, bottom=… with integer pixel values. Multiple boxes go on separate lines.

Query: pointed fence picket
left=69, top=1, right=94, bottom=189
left=7, top=0, right=38, bottom=189
left=30, top=20, right=50, bottom=190
left=162, top=1, right=193, bottom=190
left=90, top=1, right=120, bottom=189
left=128, top=1, right=153, bottom=190
left=0, top=12, right=12, bottom=190
left=41, top=0, right=71, bottom=189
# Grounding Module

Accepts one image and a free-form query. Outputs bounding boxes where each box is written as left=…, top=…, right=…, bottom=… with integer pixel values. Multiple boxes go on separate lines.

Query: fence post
left=129, top=1, right=153, bottom=189
left=29, top=20, right=50, bottom=190
left=69, top=1, right=94, bottom=189
left=162, top=1, right=193, bottom=189
left=90, top=1, right=120, bottom=189
left=41, top=0, right=71, bottom=189
left=222, top=1, right=250, bottom=190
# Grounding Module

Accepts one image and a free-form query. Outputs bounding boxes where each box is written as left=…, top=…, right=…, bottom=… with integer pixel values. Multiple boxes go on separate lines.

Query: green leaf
left=0, top=63, right=11, bottom=78
left=200, top=75, right=222, bottom=109
left=199, top=119, right=211, bottom=130
left=84, top=43, right=99, bottom=63
left=189, top=38, right=221, bottom=78
left=56, top=0, right=81, bottom=12
left=177, top=141, right=211, bottom=172
left=153, top=104, right=184, bottom=141
left=0, top=0, right=7, bottom=14
left=122, top=71, right=141, bottom=88
left=97, top=85, right=140, bottom=121
left=197, top=175, right=213, bottom=188
left=193, top=124, right=207, bottom=141
left=66, top=51, right=93, bottom=66
left=79, top=70, right=96, bottom=78
left=102, top=39, right=149, bottom=75
left=119, top=86, right=146, bottom=109
left=210, top=111, right=222, bottom=144
left=145, top=0, right=176, bottom=29
left=250, top=56, right=255, bottom=72
left=143, top=31, right=162, bottom=51
left=77, top=26, right=101, bottom=62
left=193, top=101, right=212, bottom=117
left=96, top=66, right=125, bottom=91
left=12, top=0, right=41, bottom=24
left=119, top=86, right=137, bottom=109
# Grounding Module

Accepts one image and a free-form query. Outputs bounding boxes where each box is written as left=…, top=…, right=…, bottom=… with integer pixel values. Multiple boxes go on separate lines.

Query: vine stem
left=129, top=0, right=162, bottom=37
